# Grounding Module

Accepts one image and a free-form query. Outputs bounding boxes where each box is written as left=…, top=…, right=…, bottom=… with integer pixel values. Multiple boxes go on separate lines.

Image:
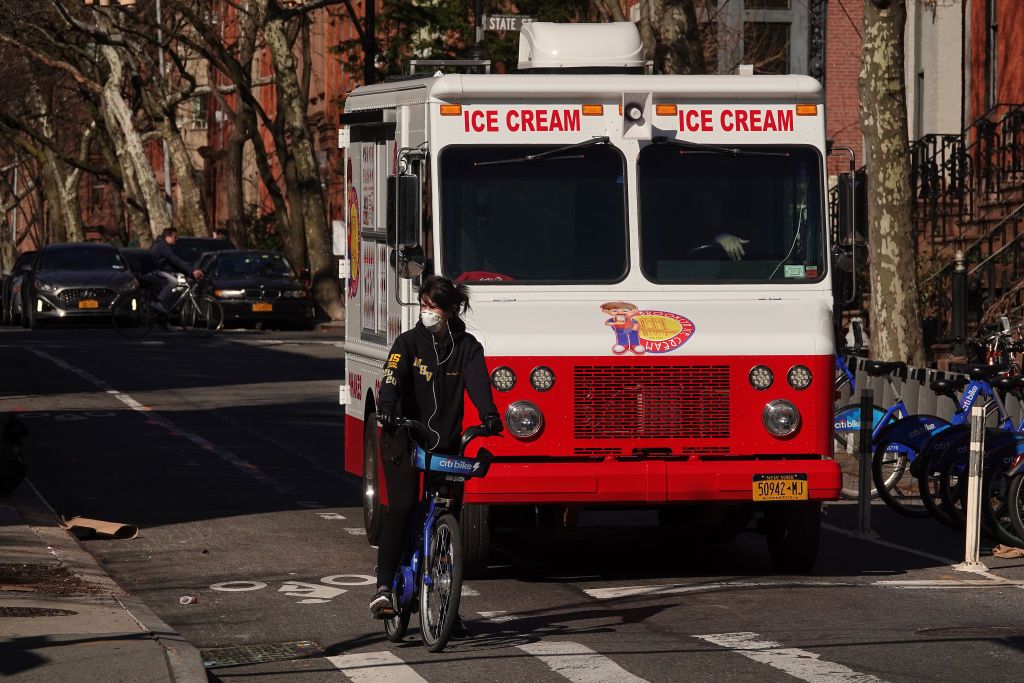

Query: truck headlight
left=749, top=365, right=773, bottom=390
left=491, top=366, right=516, bottom=392
left=505, top=401, right=543, bottom=438
left=763, top=400, right=800, bottom=437
left=787, top=365, right=812, bottom=390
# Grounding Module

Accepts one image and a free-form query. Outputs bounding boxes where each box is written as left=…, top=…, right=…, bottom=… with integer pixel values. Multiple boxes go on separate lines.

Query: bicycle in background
left=111, top=274, right=224, bottom=339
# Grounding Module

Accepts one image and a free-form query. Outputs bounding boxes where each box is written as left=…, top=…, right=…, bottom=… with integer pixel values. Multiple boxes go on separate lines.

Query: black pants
left=376, top=429, right=419, bottom=588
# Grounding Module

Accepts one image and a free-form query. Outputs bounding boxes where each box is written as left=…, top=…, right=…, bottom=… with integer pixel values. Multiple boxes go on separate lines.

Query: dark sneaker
left=450, top=614, right=472, bottom=640
left=369, top=586, right=394, bottom=620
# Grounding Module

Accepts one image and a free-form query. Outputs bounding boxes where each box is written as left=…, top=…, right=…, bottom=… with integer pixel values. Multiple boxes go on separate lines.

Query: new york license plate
left=252, top=302, right=273, bottom=312
left=78, top=300, right=99, bottom=309
left=752, top=473, right=808, bottom=501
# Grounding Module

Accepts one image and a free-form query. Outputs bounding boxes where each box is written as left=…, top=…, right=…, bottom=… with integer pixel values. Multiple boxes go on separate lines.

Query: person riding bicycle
left=147, top=228, right=203, bottom=315
left=369, top=276, right=502, bottom=621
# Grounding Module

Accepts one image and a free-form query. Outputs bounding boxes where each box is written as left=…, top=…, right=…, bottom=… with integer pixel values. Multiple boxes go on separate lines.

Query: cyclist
left=147, top=228, right=203, bottom=314
left=369, top=276, right=502, bottom=622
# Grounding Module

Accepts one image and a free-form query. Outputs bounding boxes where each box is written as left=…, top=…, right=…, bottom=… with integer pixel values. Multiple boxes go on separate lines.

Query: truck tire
left=765, top=501, right=821, bottom=573
left=362, top=415, right=385, bottom=545
left=460, top=503, right=490, bottom=579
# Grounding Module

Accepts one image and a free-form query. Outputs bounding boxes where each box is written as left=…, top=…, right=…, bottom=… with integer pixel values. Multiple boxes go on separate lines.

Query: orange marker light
left=440, top=104, right=462, bottom=116
left=655, top=104, right=678, bottom=116
left=581, top=104, right=604, bottom=116
left=795, top=104, right=818, bottom=116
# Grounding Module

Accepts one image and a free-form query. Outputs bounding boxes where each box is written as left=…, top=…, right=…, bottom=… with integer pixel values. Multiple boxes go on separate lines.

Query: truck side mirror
left=387, top=174, right=420, bottom=247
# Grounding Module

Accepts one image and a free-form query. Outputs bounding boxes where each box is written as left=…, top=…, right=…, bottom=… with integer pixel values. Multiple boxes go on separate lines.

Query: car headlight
left=36, top=281, right=57, bottom=293
left=214, top=289, right=245, bottom=299
left=749, top=365, right=773, bottom=390
left=763, top=400, right=801, bottom=437
left=505, top=401, right=543, bottom=438
left=119, top=279, right=138, bottom=292
left=283, top=289, right=309, bottom=298
left=787, top=365, right=812, bottom=390
left=491, top=366, right=516, bottom=392
left=530, top=366, right=555, bottom=392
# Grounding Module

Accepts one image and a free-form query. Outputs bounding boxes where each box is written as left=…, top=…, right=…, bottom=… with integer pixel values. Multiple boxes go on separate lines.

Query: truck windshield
left=637, top=144, right=825, bottom=284
left=439, top=144, right=628, bottom=283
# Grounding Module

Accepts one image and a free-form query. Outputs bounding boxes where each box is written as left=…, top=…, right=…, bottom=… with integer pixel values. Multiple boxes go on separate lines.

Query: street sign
left=484, top=15, right=534, bottom=32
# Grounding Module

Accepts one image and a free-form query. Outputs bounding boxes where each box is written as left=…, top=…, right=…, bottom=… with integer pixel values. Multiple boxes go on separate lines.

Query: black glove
left=378, top=408, right=397, bottom=433
left=483, top=414, right=503, bottom=436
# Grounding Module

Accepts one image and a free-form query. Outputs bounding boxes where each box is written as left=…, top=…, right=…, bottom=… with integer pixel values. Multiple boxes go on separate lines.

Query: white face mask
left=420, top=311, right=443, bottom=331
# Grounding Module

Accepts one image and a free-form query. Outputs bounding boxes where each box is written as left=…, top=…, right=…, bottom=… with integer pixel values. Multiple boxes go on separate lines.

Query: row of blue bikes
left=834, top=319, right=1024, bottom=549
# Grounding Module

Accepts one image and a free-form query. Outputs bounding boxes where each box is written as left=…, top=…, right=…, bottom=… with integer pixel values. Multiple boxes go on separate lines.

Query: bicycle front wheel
left=419, top=513, right=463, bottom=653
left=180, top=295, right=224, bottom=338
left=111, top=292, right=154, bottom=339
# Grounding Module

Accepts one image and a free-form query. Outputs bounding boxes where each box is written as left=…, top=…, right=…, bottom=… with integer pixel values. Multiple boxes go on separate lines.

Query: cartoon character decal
left=347, top=158, right=360, bottom=299
left=599, top=302, right=695, bottom=354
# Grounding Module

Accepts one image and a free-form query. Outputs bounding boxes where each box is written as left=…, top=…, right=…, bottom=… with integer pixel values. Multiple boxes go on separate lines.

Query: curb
left=12, top=480, right=208, bottom=683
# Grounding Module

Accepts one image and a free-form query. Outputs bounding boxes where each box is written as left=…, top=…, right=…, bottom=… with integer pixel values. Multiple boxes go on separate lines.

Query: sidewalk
left=0, top=481, right=206, bottom=682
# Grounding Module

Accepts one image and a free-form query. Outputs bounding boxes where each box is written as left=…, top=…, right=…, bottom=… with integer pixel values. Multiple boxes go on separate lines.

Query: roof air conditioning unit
left=518, top=22, right=645, bottom=74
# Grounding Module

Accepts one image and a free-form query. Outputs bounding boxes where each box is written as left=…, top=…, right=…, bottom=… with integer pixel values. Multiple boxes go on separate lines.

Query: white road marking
left=318, top=512, right=346, bottom=520
left=517, top=641, right=648, bottom=683
left=873, top=578, right=1023, bottom=588
left=279, top=581, right=346, bottom=603
left=478, top=610, right=518, bottom=623
left=209, top=581, right=267, bottom=592
left=321, top=575, right=376, bottom=586
left=822, top=523, right=1007, bottom=582
left=327, top=651, right=427, bottom=683
left=584, top=580, right=851, bottom=600
left=345, top=527, right=367, bottom=536
left=696, top=632, right=885, bottom=683
left=461, top=584, right=480, bottom=597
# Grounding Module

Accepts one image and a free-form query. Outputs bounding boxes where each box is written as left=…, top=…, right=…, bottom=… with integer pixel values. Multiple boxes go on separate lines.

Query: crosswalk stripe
left=695, top=632, right=885, bottom=683
left=517, top=641, right=649, bottom=683
left=326, top=651, right=428, bottom=683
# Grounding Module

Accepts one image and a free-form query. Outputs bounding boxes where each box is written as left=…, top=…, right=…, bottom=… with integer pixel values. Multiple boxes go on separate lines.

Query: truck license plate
left=752, top=473, right=808, bottom=501
left=78, top=300, right=99, bottom=309
left=252, top=302, right=273, bottom=312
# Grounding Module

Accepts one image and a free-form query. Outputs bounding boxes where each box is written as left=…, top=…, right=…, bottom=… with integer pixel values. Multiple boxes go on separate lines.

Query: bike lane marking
left=582, top=580, right=853, bottom=600
left=695, top=632, right=885, bottom=683
left=517, top=641, right=649, bottom=683
left=327, top=650, right=428, bottom=683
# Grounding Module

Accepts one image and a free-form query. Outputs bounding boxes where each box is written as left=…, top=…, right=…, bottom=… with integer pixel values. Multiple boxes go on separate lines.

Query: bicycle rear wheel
left=111, top=293, right=154, bottom=339
left=180, top=295, right=223, bottom=338
left=980, top=468, right=1024, bottom=548
left=872, top=439, right=928, bottom=517
left=1008, top=472, right=1024, bottom=540
left=419, top=513, right=463, bottom=652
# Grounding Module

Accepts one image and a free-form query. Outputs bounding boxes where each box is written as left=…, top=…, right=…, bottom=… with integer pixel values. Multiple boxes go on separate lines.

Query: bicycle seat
left=991, top=375, right=1021, bottom=393
left=930, top=376, right=968, bottom=393
left=863, top=360, right=907, bottom=377
left=962, top=363, right=1009, bottom=380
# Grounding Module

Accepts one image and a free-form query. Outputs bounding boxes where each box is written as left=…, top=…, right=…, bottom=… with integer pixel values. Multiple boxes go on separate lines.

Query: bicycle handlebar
left=388, top=418, right=494, bottom=458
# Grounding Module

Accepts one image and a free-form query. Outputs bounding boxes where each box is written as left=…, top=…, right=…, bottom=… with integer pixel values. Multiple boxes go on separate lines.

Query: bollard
left=956, top=406, right=987, bottom=571
left=856, top=388, right=875, bottom=537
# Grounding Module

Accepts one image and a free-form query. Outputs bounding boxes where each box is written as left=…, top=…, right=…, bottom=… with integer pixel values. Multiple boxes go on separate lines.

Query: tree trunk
left=859, top=0, right=923, bottom=365
left=264, top=15, right=343, bottom=320
left=224, top=110, right=249, bottom=248
left=638, top=0, right=706, bottom=75
left=160, top=116, right=208, bottom=236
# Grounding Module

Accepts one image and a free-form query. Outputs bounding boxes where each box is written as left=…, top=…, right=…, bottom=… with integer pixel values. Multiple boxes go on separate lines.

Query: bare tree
left=859, top=0, right=923, bottom=364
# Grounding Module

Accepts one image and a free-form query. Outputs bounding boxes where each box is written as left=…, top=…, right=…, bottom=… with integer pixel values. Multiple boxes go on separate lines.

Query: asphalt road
left=2, top=325, right=1024, bottom=682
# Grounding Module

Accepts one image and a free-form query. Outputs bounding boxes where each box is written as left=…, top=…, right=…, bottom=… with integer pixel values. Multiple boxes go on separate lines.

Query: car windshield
left=637, top=144, right=826, bottom=284
left=172, top=239, right=232, bottom=265
left=215, top=253, right=293, bottom=278
left=439, top=144, right=628, bottom=283
left=38, top=248, right=126, bottom=272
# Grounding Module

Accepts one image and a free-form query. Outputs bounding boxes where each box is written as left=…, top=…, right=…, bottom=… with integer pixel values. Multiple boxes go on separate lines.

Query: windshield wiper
left=652, top=136, right=788, bottom=157
left=475, top=136, right=611, bottom=167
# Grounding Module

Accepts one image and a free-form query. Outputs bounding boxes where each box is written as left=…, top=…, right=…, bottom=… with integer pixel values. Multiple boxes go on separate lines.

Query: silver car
left=23, top=243, right=138, bottom=328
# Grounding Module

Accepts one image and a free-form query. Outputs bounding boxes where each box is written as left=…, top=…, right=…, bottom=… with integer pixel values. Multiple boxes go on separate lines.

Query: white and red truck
left=338, top=22, right=841, bottom=574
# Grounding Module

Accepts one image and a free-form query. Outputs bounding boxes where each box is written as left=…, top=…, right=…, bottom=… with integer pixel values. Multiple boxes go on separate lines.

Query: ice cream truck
left=339, top=22, right=841, bottom=574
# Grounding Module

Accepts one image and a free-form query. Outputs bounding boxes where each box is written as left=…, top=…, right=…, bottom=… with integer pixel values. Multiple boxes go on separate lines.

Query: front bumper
left=462, top=457, right=841, bottom=504
left=32, top=292, right=121, bottom=319
left=218, top=298, right=314, bottom=324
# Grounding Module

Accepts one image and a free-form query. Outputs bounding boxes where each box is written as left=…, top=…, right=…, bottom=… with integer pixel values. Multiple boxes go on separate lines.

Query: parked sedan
left=201, top=250, right=314, bottom=329
left=24, top=243, right=138, bottom=328
left=2, top=250, right=36, bottom=326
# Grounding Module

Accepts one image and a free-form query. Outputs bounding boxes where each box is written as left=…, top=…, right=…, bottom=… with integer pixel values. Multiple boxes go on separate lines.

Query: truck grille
left=574, top=365, right=730, bottom=439
left=56, top=288, right=116, bottom=308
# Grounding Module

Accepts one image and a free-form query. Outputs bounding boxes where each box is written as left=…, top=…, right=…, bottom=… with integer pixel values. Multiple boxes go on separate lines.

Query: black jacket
left=150, top=239, right=193, bottom=274
left=378, top=317, right=498, bottom=453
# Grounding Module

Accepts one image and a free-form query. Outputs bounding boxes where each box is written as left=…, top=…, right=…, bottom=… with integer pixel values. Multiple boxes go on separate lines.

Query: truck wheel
left=765, top=501, right=821, bottom=573
left=362, top=415, right=385, bottom=545
left=460, top=503, right=491, bottom=579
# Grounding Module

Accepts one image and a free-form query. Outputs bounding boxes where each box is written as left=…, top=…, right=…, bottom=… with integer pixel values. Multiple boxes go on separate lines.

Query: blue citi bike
left=377, top=418, right=494, bottom=652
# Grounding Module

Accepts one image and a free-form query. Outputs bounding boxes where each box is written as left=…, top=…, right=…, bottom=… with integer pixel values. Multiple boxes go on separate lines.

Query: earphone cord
left=426, top=325, right=455, bottom=451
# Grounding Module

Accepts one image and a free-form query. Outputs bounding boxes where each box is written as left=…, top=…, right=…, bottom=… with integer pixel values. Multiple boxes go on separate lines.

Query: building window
left=192, top=94, right=209, bottom=130
left=986, top=0, right=998, bottom=110
left=745, top=0, right=790, bottom=8
left=744, top=22, right=790, bottom=75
